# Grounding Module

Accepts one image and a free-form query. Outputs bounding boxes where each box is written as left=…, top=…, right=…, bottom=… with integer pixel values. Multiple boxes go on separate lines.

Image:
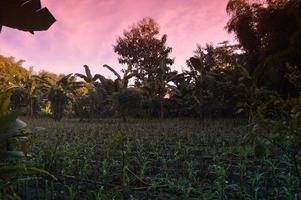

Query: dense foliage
left=226, top=0, right=301, bottom=96
left=1, top=6, right=299, bottom=120
left=1, top=0, right=300, bottom=199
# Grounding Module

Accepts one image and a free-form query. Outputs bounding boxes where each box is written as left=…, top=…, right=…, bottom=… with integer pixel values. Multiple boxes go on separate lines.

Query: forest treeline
left=0, top=0, right=300, bottom=122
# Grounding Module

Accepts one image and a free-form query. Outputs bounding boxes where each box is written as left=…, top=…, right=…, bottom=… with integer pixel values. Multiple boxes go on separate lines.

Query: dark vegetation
left=0, top=0, right=300, bottom=199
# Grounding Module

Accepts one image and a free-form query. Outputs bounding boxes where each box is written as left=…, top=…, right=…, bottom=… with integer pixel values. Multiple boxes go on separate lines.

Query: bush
left=113, top=88, right=144, bottom=121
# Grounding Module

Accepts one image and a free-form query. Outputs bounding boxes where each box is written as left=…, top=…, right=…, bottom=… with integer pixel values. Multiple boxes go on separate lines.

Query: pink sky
left=0, top=0, right=234, bottom=78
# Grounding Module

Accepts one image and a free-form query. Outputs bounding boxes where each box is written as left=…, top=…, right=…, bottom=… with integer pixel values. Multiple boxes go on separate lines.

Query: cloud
left=0, top=0, right=233, bottom=77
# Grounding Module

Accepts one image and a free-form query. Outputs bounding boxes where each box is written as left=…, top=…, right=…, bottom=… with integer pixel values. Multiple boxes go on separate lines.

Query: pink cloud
left=0, top=0, right=234, bottom=77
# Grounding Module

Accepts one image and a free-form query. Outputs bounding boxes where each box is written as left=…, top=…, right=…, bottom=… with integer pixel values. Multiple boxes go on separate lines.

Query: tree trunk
left=122, top=111, right=127, bottom=123
left=160, top=95, right=164, bottom=119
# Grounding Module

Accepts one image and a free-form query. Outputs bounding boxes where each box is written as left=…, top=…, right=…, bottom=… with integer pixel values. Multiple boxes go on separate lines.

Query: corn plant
left=67, top=185, right=77, bottom=200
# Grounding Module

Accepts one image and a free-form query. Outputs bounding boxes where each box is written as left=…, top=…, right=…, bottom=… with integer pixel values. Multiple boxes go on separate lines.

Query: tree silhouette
left=114, top=17, right=173, bottom=88
left=226, top=0, right=301, bottom=96
left=114, top=17, right=174, bottom=118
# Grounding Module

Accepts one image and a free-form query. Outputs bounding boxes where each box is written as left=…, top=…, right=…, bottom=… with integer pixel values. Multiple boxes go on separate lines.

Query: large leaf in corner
left=0, top=0, right=56, bottom=34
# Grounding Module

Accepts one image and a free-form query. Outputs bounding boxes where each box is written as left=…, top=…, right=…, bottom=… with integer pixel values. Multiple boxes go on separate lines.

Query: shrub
left=113, top=88, right=144, bottom=121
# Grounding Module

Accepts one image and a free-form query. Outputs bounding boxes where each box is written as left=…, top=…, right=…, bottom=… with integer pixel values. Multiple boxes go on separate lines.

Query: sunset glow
left=1, top=1, right=300, bottom=198
left=0, top=0, right=233, bottom=77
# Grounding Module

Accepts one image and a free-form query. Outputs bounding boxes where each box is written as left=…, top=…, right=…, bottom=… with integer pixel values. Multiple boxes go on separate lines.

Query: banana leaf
left=103, top=64, right=121, bottom=80
left=0, top=0, right=56, bottom=33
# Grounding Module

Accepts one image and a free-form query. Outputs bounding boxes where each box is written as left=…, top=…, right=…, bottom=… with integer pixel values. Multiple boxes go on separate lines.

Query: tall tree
left=226, top=0, right=301, bottom=96
left=114, top=17, right=174, bottom=118
left=114, top=17, right=174, bottom=89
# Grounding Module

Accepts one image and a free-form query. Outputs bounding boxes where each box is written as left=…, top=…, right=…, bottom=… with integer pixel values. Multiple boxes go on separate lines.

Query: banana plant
left=9, top=73, right=52, bottom=117
left=75, top=65, right=107, bottom=89
left=167, top=57, right=208, bottom=119
left=236, top=64, right=271, bottom=122
left=184, top=57, right=237, bottom=119
left=75, top=65, right=114, bottom=119
left=154, top=59, right=178, bottom=119
left=103, top=64, right=136, bottom=91
left=127, top=59, right=178, bottom=119
left=103, top=64, right=143, bottom=119
left=48, top=74, right=84, bottom=121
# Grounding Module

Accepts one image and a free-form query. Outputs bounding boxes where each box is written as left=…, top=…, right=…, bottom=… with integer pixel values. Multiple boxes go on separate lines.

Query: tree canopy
left=0, top=56, right=29, bottom=91
left=114, top=17, right=174, bottom=87
left=226, top=0, right=301, bottom=95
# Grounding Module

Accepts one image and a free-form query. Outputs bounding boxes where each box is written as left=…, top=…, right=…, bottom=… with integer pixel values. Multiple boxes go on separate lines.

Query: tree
left=179, top=42, right=245, bottom=119
left=188, top=42, right=242, bottom=74
left=114, top=17, right=174, bottom=118
left=0, top=56, right=29, bottom=91
left=226, top=0, right=260, bottom=56
left=226, top=0, right=301, bottom=96
left=114, top=17, right=174, bottom=89
left=75, top=65, right=115, bottom=119
left=38, top=70, right=60, bottom=86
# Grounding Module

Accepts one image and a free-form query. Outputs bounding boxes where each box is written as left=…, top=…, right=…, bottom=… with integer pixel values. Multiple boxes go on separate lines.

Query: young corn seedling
left=67, top=185, right=77, bottom=200
left=210, top=164, right=228, bottom=200
left=250, top=172, right=265, bottom=200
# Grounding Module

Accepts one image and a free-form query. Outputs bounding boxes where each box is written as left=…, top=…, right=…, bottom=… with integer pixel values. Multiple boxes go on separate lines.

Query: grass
left=13, top=117, right=300, bottom=199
